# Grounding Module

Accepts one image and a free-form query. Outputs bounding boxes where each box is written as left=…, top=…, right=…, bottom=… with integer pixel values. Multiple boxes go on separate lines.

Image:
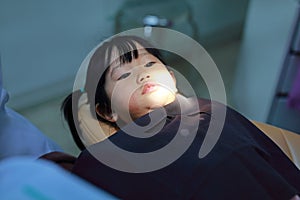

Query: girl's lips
left=142, top=83, right=158, bottom=95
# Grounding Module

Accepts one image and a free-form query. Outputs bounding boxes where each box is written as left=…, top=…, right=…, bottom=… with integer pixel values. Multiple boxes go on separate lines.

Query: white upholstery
left=77, top=93, right=117, bottom=147
left=252, top=120, right=300, bottom=170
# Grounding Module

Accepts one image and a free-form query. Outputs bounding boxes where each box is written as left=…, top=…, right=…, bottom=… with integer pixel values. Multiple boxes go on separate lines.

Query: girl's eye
left=117, top=72, right=131, bottom=80
left=145, top=61, right=156, bottom=67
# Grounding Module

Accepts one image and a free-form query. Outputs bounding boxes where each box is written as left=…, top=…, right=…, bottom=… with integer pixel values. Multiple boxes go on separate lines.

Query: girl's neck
left=164, top=93, right=198, bottom=116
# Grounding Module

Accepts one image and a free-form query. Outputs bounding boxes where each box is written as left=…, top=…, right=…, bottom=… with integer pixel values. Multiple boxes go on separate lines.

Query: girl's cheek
left=128, top=93, right=140, bottom=111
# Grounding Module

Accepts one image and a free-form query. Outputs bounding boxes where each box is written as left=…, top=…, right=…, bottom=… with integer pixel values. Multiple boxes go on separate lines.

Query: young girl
left=62, top=35, right=300, bottom=199
left=62, top=35, right=183, bottom=149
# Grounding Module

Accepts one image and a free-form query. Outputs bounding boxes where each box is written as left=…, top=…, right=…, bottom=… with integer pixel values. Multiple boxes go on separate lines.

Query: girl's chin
left=143, top=92, right=176, bottom=109
left=128, top=88, right=176, bottom=117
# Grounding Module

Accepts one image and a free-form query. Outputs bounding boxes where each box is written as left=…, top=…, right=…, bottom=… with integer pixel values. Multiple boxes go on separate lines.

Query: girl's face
left=103, top=43, right=177, bottom=124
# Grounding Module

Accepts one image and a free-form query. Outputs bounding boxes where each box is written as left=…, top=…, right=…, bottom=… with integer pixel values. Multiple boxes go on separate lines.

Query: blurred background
left=1, top=0, right=299, bottom=156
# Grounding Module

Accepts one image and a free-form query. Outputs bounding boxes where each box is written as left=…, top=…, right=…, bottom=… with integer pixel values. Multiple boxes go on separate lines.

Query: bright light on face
left=134, top=81, right=177, bottom=110
left=105, top=44, right=177, bottom=124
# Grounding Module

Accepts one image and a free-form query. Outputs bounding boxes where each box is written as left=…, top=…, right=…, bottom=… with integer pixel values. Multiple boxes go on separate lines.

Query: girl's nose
left=137, top=72, right=151, bottom=84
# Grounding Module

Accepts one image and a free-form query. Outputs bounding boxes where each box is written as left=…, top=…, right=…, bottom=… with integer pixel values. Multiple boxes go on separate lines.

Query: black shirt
left=72, top=97, right=300, bottom=200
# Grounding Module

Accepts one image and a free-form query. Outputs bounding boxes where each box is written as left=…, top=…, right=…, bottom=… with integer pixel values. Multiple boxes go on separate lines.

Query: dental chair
left=251, top=120, right=300, bottom=169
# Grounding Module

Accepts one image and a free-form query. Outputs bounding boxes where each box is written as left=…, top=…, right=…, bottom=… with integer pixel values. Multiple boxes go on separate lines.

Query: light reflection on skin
left=101, top=43, right=178, bottom=124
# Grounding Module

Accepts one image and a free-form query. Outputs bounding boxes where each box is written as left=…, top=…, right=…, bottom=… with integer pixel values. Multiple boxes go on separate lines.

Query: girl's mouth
left=142, top=83, right=158, bottom=95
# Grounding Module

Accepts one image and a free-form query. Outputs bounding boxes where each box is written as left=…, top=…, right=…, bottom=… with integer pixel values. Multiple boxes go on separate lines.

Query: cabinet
left=268, top=13, right=300, bottom=133
left=231, top=0, right=300, bottom=133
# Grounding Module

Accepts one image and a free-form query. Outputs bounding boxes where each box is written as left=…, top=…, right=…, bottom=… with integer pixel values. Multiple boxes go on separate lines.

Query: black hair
left=61, top=91, right=86, bottom=150
left=61, top=35, right=166, bottom=150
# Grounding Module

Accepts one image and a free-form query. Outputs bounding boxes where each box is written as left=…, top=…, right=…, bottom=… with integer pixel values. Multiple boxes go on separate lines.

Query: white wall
left=0, top=0, right=123, bottom=109
left=0, top=0, right=248, bottom=110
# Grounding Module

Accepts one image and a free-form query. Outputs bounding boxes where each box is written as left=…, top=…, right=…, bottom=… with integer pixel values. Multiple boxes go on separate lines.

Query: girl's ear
left=95, top=104, right=118, bottom=122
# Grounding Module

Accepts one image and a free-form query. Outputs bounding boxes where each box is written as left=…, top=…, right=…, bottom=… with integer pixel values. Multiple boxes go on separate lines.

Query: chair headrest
left=77, top=93, right=117, bottom=147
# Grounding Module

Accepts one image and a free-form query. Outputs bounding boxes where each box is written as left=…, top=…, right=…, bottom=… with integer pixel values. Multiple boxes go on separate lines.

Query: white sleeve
left=0, top=55, right=62, bottom=159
